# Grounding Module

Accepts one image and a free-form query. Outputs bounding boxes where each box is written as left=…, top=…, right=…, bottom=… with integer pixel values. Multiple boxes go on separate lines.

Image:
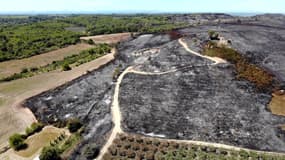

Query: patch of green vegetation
left=25, top=122, right=44, bottom=137
left=203, top=42, right=273, bottom=90
left=62, top=63, right=72, bottom=71
left=61, top=15, right=188, bottom=35
left=39, top=146, right=61, bottom=160
left=0, top=44, right=111, bottom=82
left=9, top=122, right=45, bottom=151
left=9, top=133, right=27, bottom=151
left=0, top=21, right=80, bottom=62
left=208, top=30, right=219, bottom=40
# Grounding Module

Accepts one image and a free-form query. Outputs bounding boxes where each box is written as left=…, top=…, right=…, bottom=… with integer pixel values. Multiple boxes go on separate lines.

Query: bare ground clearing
left=80, top=33, right=132, bottom=44
left=269, top=93, right=285, bottom=117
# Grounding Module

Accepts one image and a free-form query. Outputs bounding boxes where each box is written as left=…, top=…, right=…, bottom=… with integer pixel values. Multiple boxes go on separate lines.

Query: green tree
left=208, top=30, right=219, bottom=40
left=9, top=133, right=27, bottom=151
left=67, top=118, right=82, bottom=133
left=39, top=146, right=61, bottom=160
left=62, top=63, right=71, bottom=71
left=25, top=122, right=44, bottom=136
left=87, top=39, right=94, bottom=45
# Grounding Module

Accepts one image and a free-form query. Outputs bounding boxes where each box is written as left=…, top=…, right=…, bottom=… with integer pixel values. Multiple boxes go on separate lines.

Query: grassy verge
left=203, top=42, right=273, bottom=90
left=103, top=133, right=285, bottom=160
left=0, top=44, right=111, bottom=82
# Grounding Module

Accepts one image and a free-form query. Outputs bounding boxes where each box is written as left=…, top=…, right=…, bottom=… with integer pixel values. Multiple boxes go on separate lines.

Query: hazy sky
left=0, top=0, right=284, bottom=14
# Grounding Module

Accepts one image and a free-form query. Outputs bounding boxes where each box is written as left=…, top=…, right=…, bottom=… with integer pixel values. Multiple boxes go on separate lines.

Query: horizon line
left=0, top=11, right=283, bottom=16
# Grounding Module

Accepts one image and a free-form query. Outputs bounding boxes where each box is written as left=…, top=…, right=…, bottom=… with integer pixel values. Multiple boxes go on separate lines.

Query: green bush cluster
left=62, top=63, right=71, bottom=71
left=9, top=122, right=44, bottom=151
left=39, top=146, right=61, bottom=160
left=208, top=30, right=219, bottom=40
left=8, top=133, right=27, bottom=151
left=46, top=132, right=81, bottom=159
left=25, top=122, right=44, bottom=136
left=0, top=44, right=111, bottom=82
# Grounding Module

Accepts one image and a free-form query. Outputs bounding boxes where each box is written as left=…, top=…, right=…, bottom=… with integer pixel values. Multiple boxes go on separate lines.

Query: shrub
left=21, top=68, right=29, bottom=74
left=39, top=146, right=61, bottom=160
left=208, top=30, right=219, bottom=40
left=84, top=144, right=100, bottom=160
left=9, top=133, right=27, bottom=151
left=30, top=67, right=39, bottom=72
left=67, top=118, right=82, bottom=133
left=62, top=63, right=71, bottom=71
left=25, top=122, right=44, bottom=136
left=87, top=39, right=95, bottom=45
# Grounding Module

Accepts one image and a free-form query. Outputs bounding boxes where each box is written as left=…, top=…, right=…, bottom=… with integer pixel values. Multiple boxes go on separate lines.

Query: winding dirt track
left=96, top=38, right=285, bottom=159
left=178, top=38, right=227, bottom=64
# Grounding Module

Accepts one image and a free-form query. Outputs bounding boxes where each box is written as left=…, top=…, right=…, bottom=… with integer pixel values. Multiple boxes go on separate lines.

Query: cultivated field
left=80, top=32, right=132, bottom=44
left=0, top=43, right=93, bottom=79
left=102, top=133, right=285, bottom=160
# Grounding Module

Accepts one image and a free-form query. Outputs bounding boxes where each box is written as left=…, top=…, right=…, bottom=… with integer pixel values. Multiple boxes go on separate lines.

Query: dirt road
left=178, top=38, right=227, bottom=64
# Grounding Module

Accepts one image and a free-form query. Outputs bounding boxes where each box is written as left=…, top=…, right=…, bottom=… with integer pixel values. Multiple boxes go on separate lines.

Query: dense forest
left=0, top=15, right=187, bottom=62
left=0, top=21, right=80, bottom=62
left=0, top=15, right=63, bottom=26
left=61, top=15, right=187, bottom=35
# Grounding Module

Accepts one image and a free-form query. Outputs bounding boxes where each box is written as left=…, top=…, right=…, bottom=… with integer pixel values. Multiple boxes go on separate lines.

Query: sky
left=0, top=0, right=284, bottom=14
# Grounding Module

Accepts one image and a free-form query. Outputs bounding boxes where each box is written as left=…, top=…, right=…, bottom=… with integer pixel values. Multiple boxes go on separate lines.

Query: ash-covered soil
left=120, top=64, right=285, bottom=152
left=23, top=13, right=285, bottom=159
left=180, top=22, right=285, bottom=84
left=25, top=63, right=116, bottom=159
left=24, top=34, right=173, bottom=159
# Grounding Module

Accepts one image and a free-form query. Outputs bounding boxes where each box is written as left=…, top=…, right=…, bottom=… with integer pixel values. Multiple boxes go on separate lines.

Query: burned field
left=23, top=14, right=285, bottom=159
left=119, top=23, right=285, bottom=152
left=24, top=63, right=116, bottom=159
left=119, top=65, right=285, bottom=152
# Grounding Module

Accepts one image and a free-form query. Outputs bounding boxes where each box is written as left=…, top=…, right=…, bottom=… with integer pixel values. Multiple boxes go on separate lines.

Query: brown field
left=0, top=43, right=93, bottom=79
left=269, top=92, right=285, bottom=116
left=0, top=50, right=115, bottom=154
left=80, top=32, right=132, bottom=44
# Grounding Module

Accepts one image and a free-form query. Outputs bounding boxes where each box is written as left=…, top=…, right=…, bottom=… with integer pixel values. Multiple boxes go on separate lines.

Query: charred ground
left=24, top=14, right=285, bottom=159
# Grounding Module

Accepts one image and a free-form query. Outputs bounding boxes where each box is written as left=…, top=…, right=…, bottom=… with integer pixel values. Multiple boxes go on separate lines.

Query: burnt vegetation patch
left=165, top=30, right=184, bottom=40
left=203, top=41, right=275, bottom=91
